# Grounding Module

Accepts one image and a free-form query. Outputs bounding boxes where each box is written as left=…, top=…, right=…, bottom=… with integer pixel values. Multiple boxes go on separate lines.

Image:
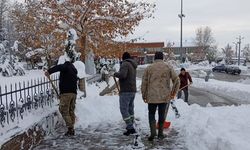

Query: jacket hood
left=124, top=59, right=137, bottom=69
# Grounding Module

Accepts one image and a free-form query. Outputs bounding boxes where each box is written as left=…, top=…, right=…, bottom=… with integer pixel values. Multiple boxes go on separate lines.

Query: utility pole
left=178, top=0, right=185, bottom=62
left=236, top=36, right=244, bottom=66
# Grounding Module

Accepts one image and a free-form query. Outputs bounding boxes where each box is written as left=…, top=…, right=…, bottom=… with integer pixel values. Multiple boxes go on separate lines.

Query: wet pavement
left=34, top=121, right=187, bottom=150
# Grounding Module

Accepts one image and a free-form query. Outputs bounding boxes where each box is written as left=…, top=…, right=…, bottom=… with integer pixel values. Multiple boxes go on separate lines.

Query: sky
left=129, top=0, right=250, bottom=49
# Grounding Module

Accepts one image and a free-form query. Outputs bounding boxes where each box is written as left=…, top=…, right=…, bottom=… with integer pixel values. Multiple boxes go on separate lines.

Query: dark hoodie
left=48, top=61, right=78, bottom=94
left=114, top=59, right=137, bottom=93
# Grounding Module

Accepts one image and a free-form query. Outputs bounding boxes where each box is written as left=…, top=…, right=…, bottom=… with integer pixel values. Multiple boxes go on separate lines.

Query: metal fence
left=0, top=75, right=59, bottom=128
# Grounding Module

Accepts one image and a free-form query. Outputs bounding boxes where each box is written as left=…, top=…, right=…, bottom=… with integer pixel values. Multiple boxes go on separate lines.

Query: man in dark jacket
left=178, top=68, right=192, bottom=103
left=114, top=52, right=137, bottom=136
left=45, top=56, right=78, bottom=136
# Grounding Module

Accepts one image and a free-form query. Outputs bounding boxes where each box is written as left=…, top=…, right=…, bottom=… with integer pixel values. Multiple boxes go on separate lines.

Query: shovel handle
left=46, top=75, right=60, bottom=98
left=113, top=76, right=120, bottom=93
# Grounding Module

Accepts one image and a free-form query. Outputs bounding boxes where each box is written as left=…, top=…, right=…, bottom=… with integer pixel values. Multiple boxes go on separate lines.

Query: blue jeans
left=119, top=92, right=136, bottom=130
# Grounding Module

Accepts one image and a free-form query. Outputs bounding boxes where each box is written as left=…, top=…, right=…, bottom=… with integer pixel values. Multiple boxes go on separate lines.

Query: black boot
left=123, top=128, right=136, bottom=136
left=148, top=122, right=156, bottom=141
left=65, top=127, right=75, bottom=136
left=158, top=123, right=165, bottom=140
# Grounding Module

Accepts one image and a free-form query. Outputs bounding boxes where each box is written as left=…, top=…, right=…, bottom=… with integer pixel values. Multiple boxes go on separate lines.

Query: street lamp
left=178, top=0, right=185, bottom=62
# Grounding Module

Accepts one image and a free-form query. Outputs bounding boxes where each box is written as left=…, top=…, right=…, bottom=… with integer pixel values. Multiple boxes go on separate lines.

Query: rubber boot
left=148, top=122, right=156, bottom=141
left=65, top=127, right=75, bottom=136
left=158, top=123, right=165, bottom=140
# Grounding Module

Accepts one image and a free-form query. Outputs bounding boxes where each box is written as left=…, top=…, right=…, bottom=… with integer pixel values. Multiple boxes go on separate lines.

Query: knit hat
left=154, top=51, right=164, bottom=60
left=122, top=52, right=131, bottom=60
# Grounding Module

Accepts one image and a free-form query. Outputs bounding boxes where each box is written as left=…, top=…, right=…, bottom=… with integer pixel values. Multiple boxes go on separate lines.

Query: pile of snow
left=192, top=78, right=250, bottom=104
left=73, top=61, right=89, bottom=79
left=173, top=101, right=250, bottom=150
left=190, top=70, right=208, bottom=78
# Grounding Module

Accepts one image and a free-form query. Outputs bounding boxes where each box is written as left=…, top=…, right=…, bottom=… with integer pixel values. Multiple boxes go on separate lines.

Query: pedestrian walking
left=114, top=52, right=138, bottom=136
left=141, top=52, right=180, bottom=141
left=44, top=55, right=78, bottom=136
left=177, top=68, right=192, bottom=103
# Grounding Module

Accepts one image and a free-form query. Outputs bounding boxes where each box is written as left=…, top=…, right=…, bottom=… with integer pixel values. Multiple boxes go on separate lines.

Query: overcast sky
left=129, top=0, right=250, bottom=48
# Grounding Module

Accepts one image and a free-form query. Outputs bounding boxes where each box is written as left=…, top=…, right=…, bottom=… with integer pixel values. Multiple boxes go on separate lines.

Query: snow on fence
left=0, top=75, right=59, bottom=128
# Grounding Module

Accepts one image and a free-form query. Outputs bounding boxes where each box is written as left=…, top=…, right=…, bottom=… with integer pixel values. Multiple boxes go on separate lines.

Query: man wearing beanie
left=114, top=52, right=138, bottom=136
left=141, top=51, right=180, bottom=141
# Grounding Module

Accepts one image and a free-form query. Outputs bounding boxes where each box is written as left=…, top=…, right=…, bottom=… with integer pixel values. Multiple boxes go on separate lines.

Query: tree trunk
left=79, top=35, right=87, bottom=62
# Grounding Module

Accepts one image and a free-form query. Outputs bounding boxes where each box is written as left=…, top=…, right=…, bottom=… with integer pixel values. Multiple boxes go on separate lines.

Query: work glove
left=143, top=99, right=148, bottom=103
left=44, top=71, right=50, bottom=77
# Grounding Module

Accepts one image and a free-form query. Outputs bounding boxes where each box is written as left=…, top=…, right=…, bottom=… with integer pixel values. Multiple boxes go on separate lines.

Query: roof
left=126, top=42, right=165, bottom=49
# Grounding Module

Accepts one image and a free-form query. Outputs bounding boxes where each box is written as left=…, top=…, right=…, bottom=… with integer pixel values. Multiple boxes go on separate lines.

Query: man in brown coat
left=141, top=52, right=180, bottom=141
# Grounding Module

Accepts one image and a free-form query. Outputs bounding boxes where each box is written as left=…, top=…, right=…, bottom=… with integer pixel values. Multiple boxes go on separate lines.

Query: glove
left=143, top=96, right=148, bottom=103
left=44, top=71, right=50, bottom=77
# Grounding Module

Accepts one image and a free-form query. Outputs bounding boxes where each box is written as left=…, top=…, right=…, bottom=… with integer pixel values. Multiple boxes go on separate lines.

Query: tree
left=11, top=0, right=66, bottom=67
left=222, top=44, right=234, bottom=64
left=0, top=0, right=8, bottom=41
left=194, top=26, right=217, bottom=63
left=243, top=44, right=250, bottom=61
left=41, top=0, right=155, bottom=60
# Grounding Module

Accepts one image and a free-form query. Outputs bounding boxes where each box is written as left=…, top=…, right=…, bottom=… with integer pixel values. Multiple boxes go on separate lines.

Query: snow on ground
left=173, top=101, right=250, bottom=150
left=68, top=81, right=250, bottom=150
left=0, top=70, right=45, bottom=86
left=0, top=104, right=58, bottom=146
left=192, top=78, right=250, bottom=104
left=237, top=77, right=250, bottom=84
left=2, top=69, right=250, bottom=150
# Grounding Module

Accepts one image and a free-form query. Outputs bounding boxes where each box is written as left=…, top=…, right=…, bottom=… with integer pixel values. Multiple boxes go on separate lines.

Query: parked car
left=212, top=64, right=226, bottom=72
left=225, top=66, right=241, bottom=75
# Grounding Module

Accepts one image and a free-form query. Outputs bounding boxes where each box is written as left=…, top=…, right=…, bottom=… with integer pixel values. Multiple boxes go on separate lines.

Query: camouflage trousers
left=59, top=93, right=77, bottom=129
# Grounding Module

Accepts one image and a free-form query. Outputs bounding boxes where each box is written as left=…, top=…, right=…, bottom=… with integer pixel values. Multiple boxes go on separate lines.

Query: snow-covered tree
left=194, top=26, right=217, bottom=63
left=243, top=44, right=250, bottom=61
left=0, top=43, right=25, bottom=77
left=0, top=0, right=8, bottom=41
left=11, top=0, right=66, bottom=68
left=41, top=0, right=155, bottom=60
left=222, top=44, right=234, bottom=64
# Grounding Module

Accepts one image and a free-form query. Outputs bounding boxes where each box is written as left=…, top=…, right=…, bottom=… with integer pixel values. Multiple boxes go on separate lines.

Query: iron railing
left=0, top=75, right=59, bottom=128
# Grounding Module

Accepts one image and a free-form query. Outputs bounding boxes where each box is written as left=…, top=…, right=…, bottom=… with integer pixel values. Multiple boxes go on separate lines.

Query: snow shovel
left=113, top=76, right=120, bottom=92
left=156, top=102, right=171, bottom=129
left=156, top=83, right=192, bottom=128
